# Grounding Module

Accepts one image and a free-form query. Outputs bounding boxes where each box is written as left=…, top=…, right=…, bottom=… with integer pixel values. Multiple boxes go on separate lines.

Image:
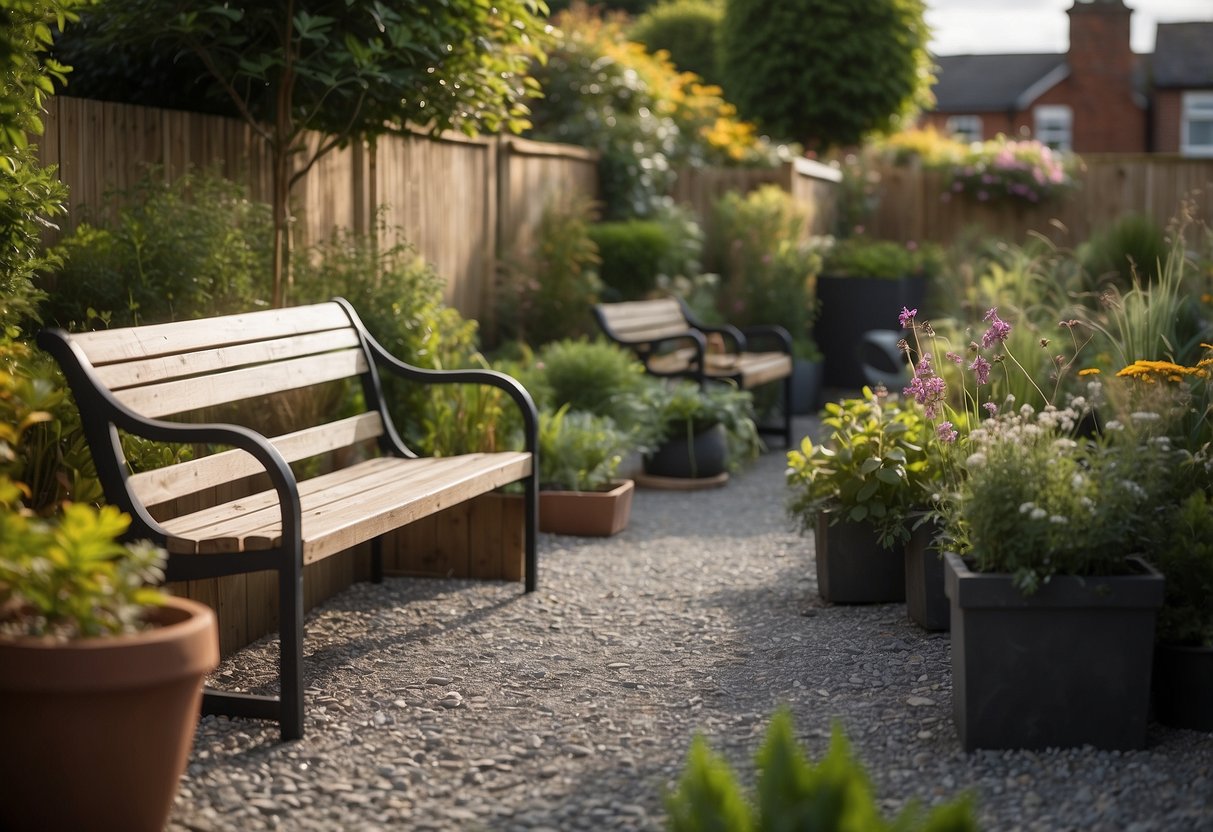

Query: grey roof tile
left=1153, top=22, right=1213, bottom=87
left=931, top=53, right=1069, bottom=112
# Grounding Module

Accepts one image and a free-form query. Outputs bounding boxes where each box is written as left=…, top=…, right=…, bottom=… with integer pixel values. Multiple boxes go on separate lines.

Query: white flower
left=1049, top=515, right=1068, bottom=524
left=1030, top=507, right=1048, bottom=520
left=1019, top=501, right=1037, bottom=514
left=965, top=452, right=988, bottom=469
left=1105, top=420, right=1123, bottom=431
left=1071, top=473, right=1085, bottom=490
left=1130, top=411, right=1161, bottom=422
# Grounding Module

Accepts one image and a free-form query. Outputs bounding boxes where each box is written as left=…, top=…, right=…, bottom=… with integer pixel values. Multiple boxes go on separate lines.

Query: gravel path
left=169, top=416, right=1213, bottom=832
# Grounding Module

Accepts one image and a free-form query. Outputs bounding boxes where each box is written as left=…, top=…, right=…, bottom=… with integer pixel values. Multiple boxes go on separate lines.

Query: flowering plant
left=785, top=387, right=931, bottom=548
left=946, top=136, right=1078, bottom=206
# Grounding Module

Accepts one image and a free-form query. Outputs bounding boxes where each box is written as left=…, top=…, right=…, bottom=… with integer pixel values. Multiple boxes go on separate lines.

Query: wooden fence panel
left=868, top=155, right=1213, bottom=245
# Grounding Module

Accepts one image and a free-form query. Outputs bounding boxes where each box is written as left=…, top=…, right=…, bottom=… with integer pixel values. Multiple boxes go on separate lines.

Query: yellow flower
left=1078, top=368, right=1101, bottom=376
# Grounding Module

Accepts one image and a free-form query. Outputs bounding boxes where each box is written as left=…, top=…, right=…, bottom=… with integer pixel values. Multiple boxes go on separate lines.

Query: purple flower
left=903, top=353, right=947, bottom=419
left=969, top=355, right=992, bottom=385
left=981, top=307, right=1011, bottom=348
left=898, top=306, right=918, bottom=328
left=983, top=401, right=999, bottom=416
left=936, top=421, right=958, bottom=443
left=945, top=351, right=963, bottom=365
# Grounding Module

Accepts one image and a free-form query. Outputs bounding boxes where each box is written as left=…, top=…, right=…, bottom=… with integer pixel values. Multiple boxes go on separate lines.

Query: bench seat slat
left=95, top=328, right=362, bottom=390
left=115, top=348, right=368, bottom=419
left=70, top=303, right=352, bottom=365
left=161, top=452, right=533, bottom=564
left=647, top=350, right=793, bottom=388
left=128, top=412, right=385, bottom=509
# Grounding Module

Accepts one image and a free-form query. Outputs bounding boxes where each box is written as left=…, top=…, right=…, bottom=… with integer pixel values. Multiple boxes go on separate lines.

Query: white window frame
left=1181, top=91, right=1213, bottom=158
left=945, top=115, right=983, bottom=143
left=1033, top=105, right=1072, bottom=151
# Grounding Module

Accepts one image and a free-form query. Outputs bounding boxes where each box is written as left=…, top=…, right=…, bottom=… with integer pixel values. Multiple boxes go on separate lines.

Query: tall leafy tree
left=720, top=0, right=933, bottom=151
left=65, top=1, right=550, bottom=306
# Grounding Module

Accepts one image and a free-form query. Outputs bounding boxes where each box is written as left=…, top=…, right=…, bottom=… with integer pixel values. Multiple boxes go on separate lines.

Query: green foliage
left=0, top=145, right=67, bottom=332
left=822, top=236, right=943, bottom=281
left=647, top=380, right=762, bottom=469
left=538, top=405, right=632, bottom=491
left=590, top=220, right=676, bottom=300
left=711, top=186, right=821, bottom=345
left=500, top=198, right=602, bottom=346
left=630, top=0, right=723, bottom=87
left=0, top=0, right=89, bottom=152
left=785, top=388, right=931, bottom=548
left=1154, top=491, right=1213, bottom=648
left=528, top=6, right=784, bottom=219
left=1079, top=215, right=1169, bottom=291
left=42, top=170, right=272, bottom=327
left=666, top=709, right=978, bottom=831
left=720, top=0, right=933, bottom=150
left=0, top=479, right=167, bottom=640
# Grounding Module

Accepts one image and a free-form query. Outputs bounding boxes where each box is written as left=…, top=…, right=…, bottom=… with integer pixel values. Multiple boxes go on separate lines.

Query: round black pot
left=644, top=423, right=728, bottom=479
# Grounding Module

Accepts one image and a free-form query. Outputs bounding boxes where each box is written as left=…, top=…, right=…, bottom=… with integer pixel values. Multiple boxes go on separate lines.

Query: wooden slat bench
left=593, top=297, right=794, bottom=447
left=38, top=298, right=538, bottom=740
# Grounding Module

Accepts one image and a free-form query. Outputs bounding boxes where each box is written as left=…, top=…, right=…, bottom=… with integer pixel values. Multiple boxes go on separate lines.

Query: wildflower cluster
left=946, top=136, right=1077, bottom=205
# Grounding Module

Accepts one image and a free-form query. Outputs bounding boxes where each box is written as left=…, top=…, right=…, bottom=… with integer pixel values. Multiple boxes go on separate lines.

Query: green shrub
left=500, top=198, right=602, bottom=346
left=666, top=709, right=978, bottom=831
left=41, top=169, right=272, bottom=327
left=711, top=186, right=821, bottom=346
left=630, top=0, right=723, bottom=87
left=590, top=220, right=674, bottom=300
left=0, top=146, right=67, bottom=332
left=533, top=339, right=657, bottom=440
left=1078, top=214, right=1169, bottom=290
left=646, top=380, right=762, bottom=470
left=538, top=405, right=633, bottom=491
left=1155, top=490, right=1213, bottom=648
left=822, top=236, right=943, bottom=280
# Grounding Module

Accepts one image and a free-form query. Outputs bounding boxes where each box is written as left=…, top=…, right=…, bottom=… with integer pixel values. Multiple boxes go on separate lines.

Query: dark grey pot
left=1153, top=643, right=1213, bottom=732
left=944, top=552, right=1164, bottom=751
left=644, top=423, right=727, bottom=479
left=816, top=274, right=922, bottom=389
left=905, top=519, right=949, bottom=632
left=814, top=513, right=906, bottom=604
left=790, top=358, right=823, bottom=415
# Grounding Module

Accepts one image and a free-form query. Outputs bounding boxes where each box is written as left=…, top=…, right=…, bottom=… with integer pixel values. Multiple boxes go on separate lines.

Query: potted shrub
left=0, top=481, right=219, bottom=831
left=785, top=387, right=930, bottom=603
left=941, top=404, right=1169, bottom=751
left=537, top=405, right=637, bottom=536
left=1151, top=490, right=1213, bottom=732
left=816, top=235, right=943, bottom=388
left=642, top=380, right=762, bottom=485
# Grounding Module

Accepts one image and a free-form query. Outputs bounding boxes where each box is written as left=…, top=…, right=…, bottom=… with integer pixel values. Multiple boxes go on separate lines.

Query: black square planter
left=905, top=520, right=949, bottom=631
left=1153, top=643, right=1213, bottom=732
left=814, top=513, right=906, bottom=604
left=945, top=553, right=1164, bottom=751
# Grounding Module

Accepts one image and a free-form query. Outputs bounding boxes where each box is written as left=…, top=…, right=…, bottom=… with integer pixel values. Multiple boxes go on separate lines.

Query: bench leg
left=371, top=536, right=384, bottom=584
left=783, top=372, right=794, bottom=448
left=278, top=560, right=305, bottom=741
left=524, top=472, right=538, bottom=593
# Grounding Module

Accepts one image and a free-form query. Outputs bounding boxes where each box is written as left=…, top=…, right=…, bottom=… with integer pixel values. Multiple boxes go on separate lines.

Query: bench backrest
left=55, top=301, right=388, bottom=516
left=594, top=298, right=690, bottom=345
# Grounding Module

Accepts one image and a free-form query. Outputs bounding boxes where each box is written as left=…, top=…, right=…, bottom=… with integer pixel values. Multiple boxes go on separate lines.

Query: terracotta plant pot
left=945, top=552, right=1163, bottom=751
left=539, top=479, right=635, bottom=537
left=0, top=595, right=219, bottom=832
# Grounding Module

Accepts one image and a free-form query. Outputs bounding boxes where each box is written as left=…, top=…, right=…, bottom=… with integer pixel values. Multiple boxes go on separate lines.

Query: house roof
left=1153, top=22, right=1213, bottom=87
left=931, top=53, right=1069, bottom=113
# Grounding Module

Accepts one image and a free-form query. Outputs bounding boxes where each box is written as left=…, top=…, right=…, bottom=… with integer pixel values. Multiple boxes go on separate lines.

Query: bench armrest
left=35, top=328, right=302, bottom=549
left=739, top=324, right=793, bottom=355
left=676, top=299, right=748, bottom=352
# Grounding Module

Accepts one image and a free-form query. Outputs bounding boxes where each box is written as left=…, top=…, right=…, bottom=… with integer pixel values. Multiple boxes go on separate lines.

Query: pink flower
left=898, top=306, right=918, bottom=328
left=981, top=307, right=1011, bottom=348
left=983, top=401, right=998, bottom=416
left=903, top=353, right=947, bottom=419
left=969, top=355, right=992, bottom=385
left=945, top=351, right=963, bottom=365
left=936, top=421, right=958, bottom=443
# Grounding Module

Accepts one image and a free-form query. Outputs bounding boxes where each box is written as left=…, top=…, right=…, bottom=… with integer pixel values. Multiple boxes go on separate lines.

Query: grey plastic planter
left=814, top=513, right=906, bottom=604
left=944, top=552, right=1164, bottom=751
left=905, top=519, right=949, bottom=631
left=644, top=423, right=728, bottom=480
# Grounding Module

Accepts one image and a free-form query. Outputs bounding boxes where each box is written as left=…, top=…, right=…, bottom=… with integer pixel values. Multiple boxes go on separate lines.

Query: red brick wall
left=1065, top=1, right=1146, bottom=152
left=1153, top=90, right=1183, bottom=152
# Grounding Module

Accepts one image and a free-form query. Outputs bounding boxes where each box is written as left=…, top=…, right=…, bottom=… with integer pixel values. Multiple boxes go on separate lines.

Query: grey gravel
left=169, top=415, right=1213, bottom=831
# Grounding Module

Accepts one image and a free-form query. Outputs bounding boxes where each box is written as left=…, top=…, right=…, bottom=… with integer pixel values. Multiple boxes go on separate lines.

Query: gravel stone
left=167, top=416, right=1213, bottom=831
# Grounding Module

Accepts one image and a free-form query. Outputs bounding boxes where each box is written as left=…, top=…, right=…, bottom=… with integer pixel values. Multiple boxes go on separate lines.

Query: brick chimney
left=1065, top=0, right=1145, bottom=152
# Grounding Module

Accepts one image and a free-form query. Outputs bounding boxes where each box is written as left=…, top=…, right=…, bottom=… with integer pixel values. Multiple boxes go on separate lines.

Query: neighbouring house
left=921, top=0, right=1213, bottom=157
